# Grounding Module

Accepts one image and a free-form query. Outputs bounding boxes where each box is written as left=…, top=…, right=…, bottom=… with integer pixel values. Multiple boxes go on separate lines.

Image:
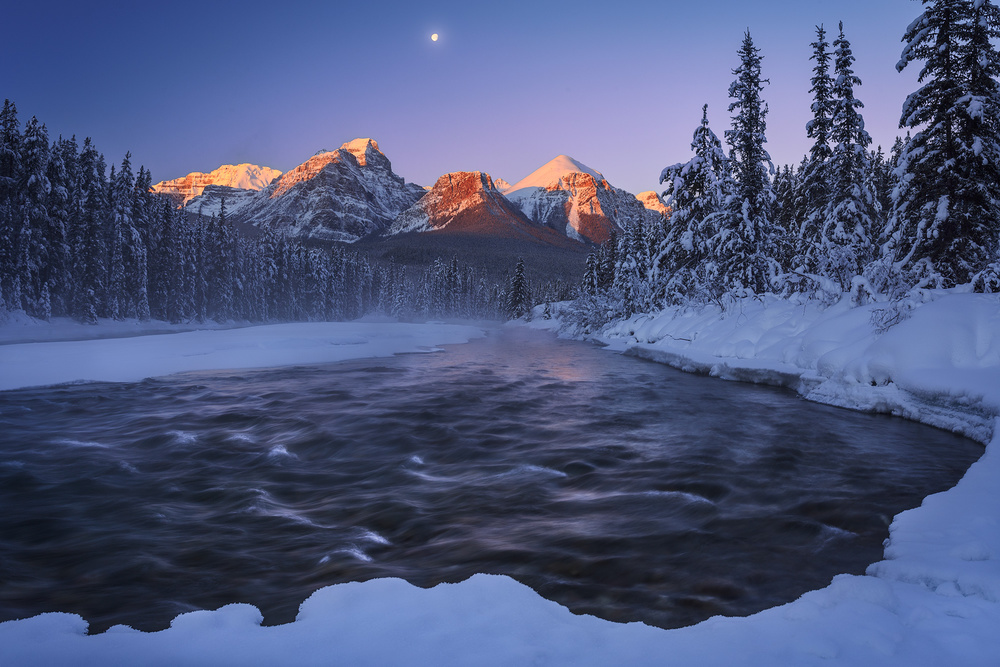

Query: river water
left=0, top=327, right=982, bottom=633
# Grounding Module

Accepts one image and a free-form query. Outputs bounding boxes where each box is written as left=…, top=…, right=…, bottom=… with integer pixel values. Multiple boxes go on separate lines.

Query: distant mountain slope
left=636, top=190, right=671, bottom=217
left=151, top=164, right=282, bottom=206
left=228, top=139, right=425, bottom=242
left=388, top=171, right=582, bottom=249
left=504, top=156, right=659, bottom=244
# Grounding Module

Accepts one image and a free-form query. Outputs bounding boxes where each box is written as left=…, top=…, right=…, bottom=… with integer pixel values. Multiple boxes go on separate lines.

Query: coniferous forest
left=576, top=3, right=1000, bottom=328
left=0, top=103, right=546, bottom=324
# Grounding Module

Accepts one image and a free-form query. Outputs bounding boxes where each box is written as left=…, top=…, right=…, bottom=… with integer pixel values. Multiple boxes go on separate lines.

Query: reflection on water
left=0, top=327, right=982, bottom=633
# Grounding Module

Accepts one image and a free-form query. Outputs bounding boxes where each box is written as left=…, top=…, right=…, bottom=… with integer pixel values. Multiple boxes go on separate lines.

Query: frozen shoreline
left=531, top=292, right=1000, bottom=444
left=1, top=300, right=999, bottom=665
left=0, top=319, right=487, bottom=393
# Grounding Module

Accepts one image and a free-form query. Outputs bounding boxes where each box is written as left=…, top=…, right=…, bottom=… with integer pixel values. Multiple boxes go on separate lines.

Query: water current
left=0, top=327, right=982, bottom=633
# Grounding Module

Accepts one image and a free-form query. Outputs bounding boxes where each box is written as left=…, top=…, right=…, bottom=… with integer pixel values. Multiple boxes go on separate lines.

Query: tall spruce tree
left=20, top=116, right=51, bottom=316
left=72, top=139, right=105, bottom=323
left=612, top=219, right=651, bottom=315
left=505, top=258, right=529, bottom=318
left=716, top=30, right=777, bottom=293
left=822, top=22, right=877, bottom=290
left=0, top=100, right=21, bottom=311
left=889, top=0, right=1000, bottom=287
left=797, top=25, right=835, bottom=275
left=657, top=104, right=734, bottom=301
left=581, top=251, right=599, bottom=296
left=0, top=100, right=20, bottom=205
left=44, top=137, right=71, bottom=315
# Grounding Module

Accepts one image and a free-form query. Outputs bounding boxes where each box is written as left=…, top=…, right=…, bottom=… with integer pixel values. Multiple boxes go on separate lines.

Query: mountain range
left=152, top=139, right=667, bottom=250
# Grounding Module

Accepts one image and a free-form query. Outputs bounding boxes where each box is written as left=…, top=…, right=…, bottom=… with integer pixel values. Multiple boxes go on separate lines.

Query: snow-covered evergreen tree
left=869, top=146, right=894, bottom=220
left=20, top=116, right=51, bottom=317
left=0, top=100, right=22, bottom=313
left=0, top=100, right=20, bottom=205
left=888, top=0, right=1000, bottom=287
left=612, top=219, right=652, bottom=315
left=657, top=104, right=734, bottom=301
left=821, top=22, right=877, bottom=290
left=43, top=137, right=71, bottom=315
left=504, top=258, right=530, bottom=318
left=71, top=138, right=106, bottom=323
left=581, top=252, right=598, bottom=297
left=796, top=25, right=835, bottom=275
left=206, top=198, right=235, bottom=321
left=772, top=164, right=798, bottom=240
left=596, top=227, right=618, bottom=291
left=716, top=31, right=778, bottom=294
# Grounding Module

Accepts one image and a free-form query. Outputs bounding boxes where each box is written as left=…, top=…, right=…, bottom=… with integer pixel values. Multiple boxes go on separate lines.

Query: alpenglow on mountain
left=160, top=142, right=665, bottom=247
left=503, top=155, right=662, bottom=244
left=188, top=139, right=426, bottom=242
left=151, top=164, right=283, bottom=206
left=387, top=171, right=579, bottom=248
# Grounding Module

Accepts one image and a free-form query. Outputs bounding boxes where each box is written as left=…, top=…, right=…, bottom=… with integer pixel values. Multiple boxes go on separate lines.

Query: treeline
left=0, top=101, right=546, bottom=324
left=580, top=2, right=1000, bottom=325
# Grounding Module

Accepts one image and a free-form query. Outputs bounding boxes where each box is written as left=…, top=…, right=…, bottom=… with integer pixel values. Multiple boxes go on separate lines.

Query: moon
left=431, top=33, right=439, bottom=42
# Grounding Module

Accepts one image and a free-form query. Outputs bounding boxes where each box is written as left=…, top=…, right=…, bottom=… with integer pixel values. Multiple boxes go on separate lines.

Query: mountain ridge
left=162, top=142, right=665, bottom=248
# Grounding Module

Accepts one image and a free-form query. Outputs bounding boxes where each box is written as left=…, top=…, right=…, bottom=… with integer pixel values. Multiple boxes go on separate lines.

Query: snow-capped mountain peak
left=268, top=138, right=394, bottom=200
left=636, top=191, right=670, bottom=217
left=340, top=138, right=383, bottom=167
left=492, top=177, right=512, bottom=191
left=505, top=155, right=605, bottom=194
left=501, top=156, right=655, bottom=245
left=221, top=139, right=424, bottom=242
left=151, top=163, right=282, bottom=206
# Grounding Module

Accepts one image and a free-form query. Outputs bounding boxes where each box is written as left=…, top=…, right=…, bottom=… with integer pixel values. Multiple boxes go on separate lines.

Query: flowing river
left=0, top=327, right=981, bottom=633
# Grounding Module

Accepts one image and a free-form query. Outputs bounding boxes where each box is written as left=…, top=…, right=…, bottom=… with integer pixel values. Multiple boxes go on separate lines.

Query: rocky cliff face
left=636, top=190, right=671, bottom=218
left=231, top=139, right=425, bottom=242
left=388, top=171, right=579, bottom=247
left=151, top=164, right=282, bottom=206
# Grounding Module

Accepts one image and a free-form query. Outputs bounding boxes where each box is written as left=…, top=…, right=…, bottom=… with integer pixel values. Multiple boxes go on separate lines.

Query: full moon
left=431, top=33, right=438, bottom=42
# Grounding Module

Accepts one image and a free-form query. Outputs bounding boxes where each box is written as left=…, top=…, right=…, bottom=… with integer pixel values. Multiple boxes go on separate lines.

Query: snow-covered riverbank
left=0, top=319, right=486, bottom=392
left=588, top=291, right=1000, bottom=444
left=1, top=299, right=998, bottom=665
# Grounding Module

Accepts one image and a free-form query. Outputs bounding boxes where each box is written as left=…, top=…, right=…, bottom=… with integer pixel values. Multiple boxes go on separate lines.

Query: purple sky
left=4, top=0, right=922, bottom=195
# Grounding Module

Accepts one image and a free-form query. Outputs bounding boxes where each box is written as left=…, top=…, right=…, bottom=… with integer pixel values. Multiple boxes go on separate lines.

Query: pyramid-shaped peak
left=340, top=138, right=384, bottom=167
left=507, top=155, right=604, bottom=193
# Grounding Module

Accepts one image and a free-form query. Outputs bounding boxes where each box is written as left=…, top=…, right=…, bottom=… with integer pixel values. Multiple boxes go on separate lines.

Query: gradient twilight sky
left=4, top=0, right=924, bottom=195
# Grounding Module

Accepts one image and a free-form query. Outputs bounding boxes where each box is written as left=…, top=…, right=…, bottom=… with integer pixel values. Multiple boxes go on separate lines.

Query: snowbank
left=0, top=321, right=486, bottom=392
left=599, top=292, right=1000, bottom=443
left=1, top=297, right=998, bottom=665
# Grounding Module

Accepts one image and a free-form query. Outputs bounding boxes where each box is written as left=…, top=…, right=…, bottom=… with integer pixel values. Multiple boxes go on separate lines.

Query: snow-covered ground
left=0, top=318, right=486, bottom=392
left=1, top=296, right=998, bottom=665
